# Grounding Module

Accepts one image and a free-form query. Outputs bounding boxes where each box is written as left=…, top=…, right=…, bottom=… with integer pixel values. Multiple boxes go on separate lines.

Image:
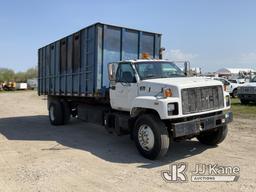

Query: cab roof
left=118, top=59, right=171, bottom=64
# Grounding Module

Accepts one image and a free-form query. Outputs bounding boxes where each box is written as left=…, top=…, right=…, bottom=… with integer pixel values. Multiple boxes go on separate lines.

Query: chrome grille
left=238, top=87, right=255, bottom=94
left=181, top=86, right=224, bottom=115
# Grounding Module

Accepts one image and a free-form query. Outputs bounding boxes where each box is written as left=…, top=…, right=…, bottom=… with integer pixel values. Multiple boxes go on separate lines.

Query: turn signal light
left=163, top=88, right=173, bottom=97
left=224, top=85, right=227, bottom=91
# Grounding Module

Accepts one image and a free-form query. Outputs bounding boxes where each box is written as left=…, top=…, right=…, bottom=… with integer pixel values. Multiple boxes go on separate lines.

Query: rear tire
left=197, top=125, right=228, bottom=145
left=133, top=114, right=170, bottom=160
left=49, top=100, right=64, bottom=125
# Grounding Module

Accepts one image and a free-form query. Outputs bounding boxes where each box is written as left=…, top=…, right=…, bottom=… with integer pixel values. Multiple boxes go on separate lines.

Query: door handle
left=110, top=86, right=116, bottom=90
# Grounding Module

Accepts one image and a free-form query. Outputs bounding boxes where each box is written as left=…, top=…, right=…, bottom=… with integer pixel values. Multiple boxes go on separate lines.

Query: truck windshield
left=251, top=76, right=256, bottom=82
left=135, top=62, right=185, bottom=80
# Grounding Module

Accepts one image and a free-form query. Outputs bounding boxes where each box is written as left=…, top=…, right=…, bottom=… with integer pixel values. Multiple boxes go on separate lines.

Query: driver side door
left=110, top=63, right=138, bottom=111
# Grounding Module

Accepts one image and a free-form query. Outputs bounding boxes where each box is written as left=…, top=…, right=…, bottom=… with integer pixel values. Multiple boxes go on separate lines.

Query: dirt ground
left=0, top=91, right=255, bottom=192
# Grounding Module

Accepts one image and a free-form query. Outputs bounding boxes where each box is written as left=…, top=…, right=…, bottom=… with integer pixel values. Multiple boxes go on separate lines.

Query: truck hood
left=141, top=77, right=222, bottom=89
left=138, top=77, right=223, bottom=97
left=240, top=82, right=256, bottom=87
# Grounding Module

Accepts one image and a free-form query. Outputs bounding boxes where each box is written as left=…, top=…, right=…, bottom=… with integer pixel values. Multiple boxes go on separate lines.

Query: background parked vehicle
left=2, top=81, right=16, bottom=91
left=213, top=77, right=240, bottom=98
left=27, top=78, right=38, bottom=90
left=15, top=83, right=28, bottom=90
left=229, top=79, right=245, bottom=84
left=237, top=76, right=256, bottom=104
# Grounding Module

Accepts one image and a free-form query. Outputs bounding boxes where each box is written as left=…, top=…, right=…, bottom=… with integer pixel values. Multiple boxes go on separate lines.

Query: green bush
left=0, top=67, right=37, bottom=83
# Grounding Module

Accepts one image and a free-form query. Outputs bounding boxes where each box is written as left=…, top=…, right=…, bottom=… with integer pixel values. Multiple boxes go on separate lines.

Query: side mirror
left=159, top=47, right=166, bottom=59
left=184, top=61, right=190, bottom=76
left=108, top=63, right=116, bottom=81
left=225, top=81, right=230, bottom=86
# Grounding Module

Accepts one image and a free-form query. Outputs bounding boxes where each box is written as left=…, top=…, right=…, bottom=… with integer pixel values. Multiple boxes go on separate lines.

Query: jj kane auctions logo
left=161, top=162, right=240, bottom=182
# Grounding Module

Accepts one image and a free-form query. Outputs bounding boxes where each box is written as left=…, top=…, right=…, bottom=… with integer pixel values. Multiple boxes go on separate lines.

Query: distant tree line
left=0, top=67, right=37, bottom=83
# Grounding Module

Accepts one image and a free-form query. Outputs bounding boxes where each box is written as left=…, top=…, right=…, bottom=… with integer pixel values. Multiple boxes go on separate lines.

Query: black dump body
left=38, top=23, right=161, bottom=97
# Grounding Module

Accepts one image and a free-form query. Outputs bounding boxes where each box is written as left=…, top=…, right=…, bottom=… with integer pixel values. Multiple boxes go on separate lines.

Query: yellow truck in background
left=2, top=81, right=16, bottom=91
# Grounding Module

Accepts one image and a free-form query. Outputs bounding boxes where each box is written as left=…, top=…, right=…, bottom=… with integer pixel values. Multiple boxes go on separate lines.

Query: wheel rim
left=138, top=124, right=155, bottom=151
left=49, top=105, right=55, bottom=121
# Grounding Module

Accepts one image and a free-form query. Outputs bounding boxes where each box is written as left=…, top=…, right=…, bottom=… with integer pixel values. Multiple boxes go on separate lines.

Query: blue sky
left=0, top=0, right=255, bottom=72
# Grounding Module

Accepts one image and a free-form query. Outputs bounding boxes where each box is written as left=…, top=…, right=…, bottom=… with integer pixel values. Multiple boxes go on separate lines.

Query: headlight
left=167, top=103, right=178, bottom=115
left=163, top=88, right=173, bottom=98
left=167, top=103, right=175, bottom=111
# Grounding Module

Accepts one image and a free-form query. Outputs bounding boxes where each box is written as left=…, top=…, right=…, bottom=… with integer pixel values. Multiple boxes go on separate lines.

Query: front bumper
left=238, top=94, right=256, bottom=101
left=172, top=112, right=233, bottom=138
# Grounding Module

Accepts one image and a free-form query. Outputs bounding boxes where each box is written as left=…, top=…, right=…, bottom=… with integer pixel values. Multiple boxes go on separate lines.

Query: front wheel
left=197, top=125, right=228, bottom=145
left=133, top=114, right=170, bottom=160
left=231, top=89, right=238, bottom=98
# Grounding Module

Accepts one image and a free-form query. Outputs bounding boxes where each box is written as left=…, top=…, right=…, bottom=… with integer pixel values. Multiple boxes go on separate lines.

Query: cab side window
left=116, top=63, right=136, bottom=83
left=223, top=79, right=230, bottom=86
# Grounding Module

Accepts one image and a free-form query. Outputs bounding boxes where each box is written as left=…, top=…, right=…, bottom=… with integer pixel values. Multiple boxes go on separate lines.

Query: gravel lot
left=0, top=91, right=255, bottom=192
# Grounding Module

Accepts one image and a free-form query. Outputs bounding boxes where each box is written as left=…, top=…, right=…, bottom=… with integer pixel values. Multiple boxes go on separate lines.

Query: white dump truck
left=38, top=23, right=233, bottom=159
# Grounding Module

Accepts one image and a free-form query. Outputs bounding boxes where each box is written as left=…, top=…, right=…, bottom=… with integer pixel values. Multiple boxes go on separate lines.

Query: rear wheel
left=48, top=99, right=71, bottom=125
left=133, top=114, right=170, bottom=160
left=49, top=101, right=64, bottom=125
left=197, top=125, right=228, bottom=145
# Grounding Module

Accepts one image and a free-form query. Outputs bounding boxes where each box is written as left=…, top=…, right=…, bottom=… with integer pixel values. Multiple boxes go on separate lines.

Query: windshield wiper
left=162, top=74, right=185, bottom=78
left=171, top=74, right=185, bottom=77
left=143, top=75, right=161, bottom=79
left=143, top=74, right=185, bottom=80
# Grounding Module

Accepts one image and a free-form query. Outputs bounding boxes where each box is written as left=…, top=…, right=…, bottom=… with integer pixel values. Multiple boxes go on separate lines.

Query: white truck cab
left=109, top=60, right=231, bottom=118
left=106, top=60, right=233, bottom=159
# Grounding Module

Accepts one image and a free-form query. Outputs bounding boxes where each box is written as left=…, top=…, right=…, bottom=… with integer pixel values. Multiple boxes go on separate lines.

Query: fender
left=130, top=96, right=180, bottom=119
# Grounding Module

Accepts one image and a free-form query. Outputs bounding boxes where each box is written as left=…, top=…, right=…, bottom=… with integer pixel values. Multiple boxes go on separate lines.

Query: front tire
left=133, top=114, right=170, bottom=160
left=197, top=125, right=228, bottom=145
left=231, top=89, right=237, bottom=98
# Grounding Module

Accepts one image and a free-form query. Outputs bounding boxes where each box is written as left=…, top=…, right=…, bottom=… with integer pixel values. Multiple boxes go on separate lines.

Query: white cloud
left=240, top=51, right=256, bottom=64
left=164, top=49, right=198, bottom=61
